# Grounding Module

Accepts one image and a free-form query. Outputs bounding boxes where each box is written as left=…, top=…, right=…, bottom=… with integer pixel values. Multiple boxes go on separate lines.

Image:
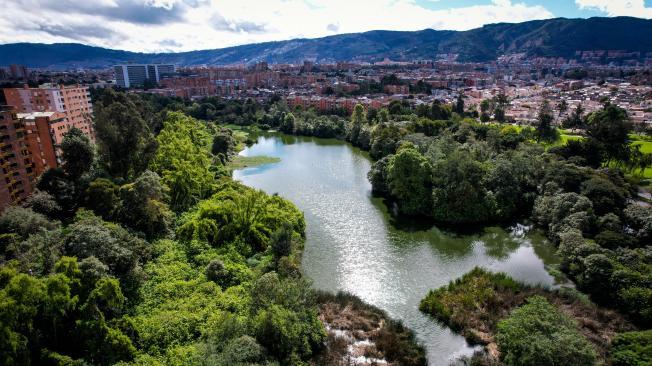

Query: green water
left=233, top=133, right=559, bottom=365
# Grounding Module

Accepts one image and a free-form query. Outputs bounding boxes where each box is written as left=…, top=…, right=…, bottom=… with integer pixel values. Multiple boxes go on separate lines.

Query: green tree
left=211, top=128, right=236, bottom=157
left=611, top=330, right=652, bottom=366
left=77, top=277, right=136, bottom=365
left=60, top=127, right=95, bottom=181
left=0, top=206, right=59, bottom=240
left=368, top=155, right=391, bottom=196
left=25, top=191, right=61, bottom=219
left=623, top=205, right=652, bottom=246
left=580, top=176, right=627, bottom=216
left=430, top=100, right=451, bottom=120
left=84, top=178, right=120, bottom=220
left=532, top=191, right=594, bottom=241
left=454, top=93, right=465, bottom=115
left=150, top=112, right=216, bottom=212
left=493, top=92, right=508, bottom=122
left=562, top=104, right=585, bottom=129
left=280, top=113, right=296, bottom=134
left=480, top=99, right=492, bottom=122
left=586, top=103, right=633, bottom=163
left=95, top=97, right=157, bottom=179
left=118, top=170, right=172, bottom=239
left=557, top=99, right=569, bottom=118
left=387, top=145, right=432, bottom=215
left=348, top=104, right=366, bottom=144
left=65, top=211, right=148, bottom=299
left=270, top=223, right=293, bottom=260
left=431, top=150, right=494, bottom=224
left=37, top=168, right=77, bottom=219
left=177, top=182, right=304, bottom=255
left=378, top=108, right=390, bottom=123
left=535, top=100, right=559, bottom=143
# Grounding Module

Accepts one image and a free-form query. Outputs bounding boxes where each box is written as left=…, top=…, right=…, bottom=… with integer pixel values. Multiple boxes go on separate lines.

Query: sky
left=1, top=0, right=651, bottom=53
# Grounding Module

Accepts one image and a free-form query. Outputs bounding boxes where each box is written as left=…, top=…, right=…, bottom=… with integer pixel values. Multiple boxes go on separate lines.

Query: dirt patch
left=311, top=292, right=427, bottom=366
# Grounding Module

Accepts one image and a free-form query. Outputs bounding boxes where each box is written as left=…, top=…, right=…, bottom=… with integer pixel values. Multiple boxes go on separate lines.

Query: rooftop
left=17, top=111, right=58, bottom=119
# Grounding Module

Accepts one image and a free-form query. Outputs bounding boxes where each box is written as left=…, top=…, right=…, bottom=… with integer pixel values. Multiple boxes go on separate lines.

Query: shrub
left=220, top=335, right=264, bottom=364
left=0, top=206, right=59, bottom=239
left=270, top=223, right=293, bottom=259
left=496, top=295, right=597, bottom=366
left=205, top=259, right=231, bottom=287
left=611, top=330, right=652, bottom=366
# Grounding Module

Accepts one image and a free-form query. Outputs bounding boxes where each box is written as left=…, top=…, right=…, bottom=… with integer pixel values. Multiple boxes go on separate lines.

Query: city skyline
left=1, top=0, right=651, bottom=53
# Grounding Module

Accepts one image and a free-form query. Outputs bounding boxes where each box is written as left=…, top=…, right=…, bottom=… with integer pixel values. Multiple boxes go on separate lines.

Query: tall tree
left=94, top=95, right=157, bottom=180
left=60, top=127, right=95, bottom=181
left=535, top=100, right=559, bottom=143
left=387, top=144, right=432, bottom=215
left=493, top=92, right=509, bottom=122
left=151, top=112, right=216, bottom=212
left=557, top=99, right=569, bottom=119
left=348, top=104, right=366, bottom=144
left=586, top=103, right=633, bottom=163
left=562, top=104, right=585, bottom=129
left=454, top=94, right=465, bottom=115
left=430, top=100, right=451, bottom=120
left=480, top=99, right=491, bottom=122
left=280, top=113, right=295, bottom=134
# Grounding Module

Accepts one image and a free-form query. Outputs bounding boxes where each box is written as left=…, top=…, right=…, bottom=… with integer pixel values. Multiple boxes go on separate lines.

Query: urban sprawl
left=1, top=52, right=652, bottom=210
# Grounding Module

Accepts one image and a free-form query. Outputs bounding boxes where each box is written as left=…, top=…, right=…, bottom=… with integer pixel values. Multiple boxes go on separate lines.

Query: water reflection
left=233, top=133, right=559, bottom=365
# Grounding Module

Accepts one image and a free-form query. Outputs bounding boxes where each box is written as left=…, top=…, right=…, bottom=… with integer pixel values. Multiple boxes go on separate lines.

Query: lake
left=233, top=133, right=559, bottom=365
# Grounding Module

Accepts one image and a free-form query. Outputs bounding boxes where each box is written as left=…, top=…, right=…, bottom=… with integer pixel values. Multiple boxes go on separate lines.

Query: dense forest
left=0, top=89, right=426, bottom=366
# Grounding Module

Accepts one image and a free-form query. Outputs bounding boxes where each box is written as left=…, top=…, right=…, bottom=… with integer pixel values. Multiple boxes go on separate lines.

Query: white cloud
left=0, top=0, right=554, bottom=52
left=575, top=0, right=652, bottom=18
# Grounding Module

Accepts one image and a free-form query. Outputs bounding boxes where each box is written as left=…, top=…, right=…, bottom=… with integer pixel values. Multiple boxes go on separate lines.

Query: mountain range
left=1, top=16, right=652, bottom=69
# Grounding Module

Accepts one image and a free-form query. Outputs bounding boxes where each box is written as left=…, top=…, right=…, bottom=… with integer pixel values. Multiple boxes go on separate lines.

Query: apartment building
left=18, top=112, right=64, bottom=168
left=159, top=75, right=216, bottom=99
left=0, top=106, right=34, bottom=210
left=3, top=84, right=94, bottom=142
left=0, top=106, right=84, bottom=211
left=114, top=64, right=176, bottom=88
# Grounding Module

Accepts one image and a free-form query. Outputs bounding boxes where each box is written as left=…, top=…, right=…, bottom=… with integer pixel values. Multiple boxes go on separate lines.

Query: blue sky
left=2, top=0, right=651, bottom=52
left=415, top=0, right=651, bottom=18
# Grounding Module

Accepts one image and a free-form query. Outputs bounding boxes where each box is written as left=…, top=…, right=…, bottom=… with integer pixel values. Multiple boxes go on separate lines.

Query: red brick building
left=0, top=106, right=35, bottom=210
left=3, top=84, right=94, bottom=142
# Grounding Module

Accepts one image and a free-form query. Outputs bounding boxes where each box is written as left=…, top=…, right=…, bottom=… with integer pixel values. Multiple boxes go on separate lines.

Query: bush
left=177, top=182, right=304, bottom=255
left=270, top=223, right=293, bottom=259
left=611, top=330, right=652, bottom=366
left=496, top=295, right=597, bottom=366
left=220, top=336, right=264, bottom=364
left=205, top=259, right=231, bottom=287
left=253, top=304, right=324, bottom=363
left=0, top=206, right=59, bottom=240
left=594, top=230, right=633, bottom=249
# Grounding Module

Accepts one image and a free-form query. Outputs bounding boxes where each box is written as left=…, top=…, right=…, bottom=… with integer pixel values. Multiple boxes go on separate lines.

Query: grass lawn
left=629, top=134, right=652, bottom=180
left=631, top=139, right=652, bottom=154
left=227, top=155, right=280, bottom=170
left=559, top=132, right=584, bottom=145
left=224, top=124, right=251, bottom=139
